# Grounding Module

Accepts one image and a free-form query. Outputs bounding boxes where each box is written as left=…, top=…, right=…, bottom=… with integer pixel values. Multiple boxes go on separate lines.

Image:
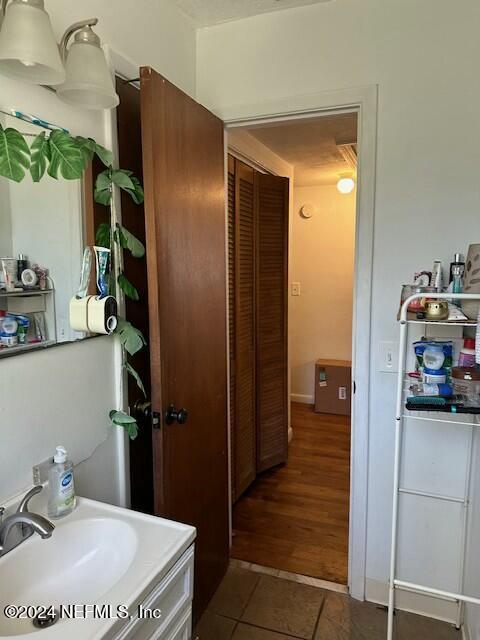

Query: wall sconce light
left=0, top=0, right=65, bottom=85
left=56, top=19, right=119, bottom=110
left=336, top=173, right=356, bottom=194
left=0, top=0, right=119, bottom=110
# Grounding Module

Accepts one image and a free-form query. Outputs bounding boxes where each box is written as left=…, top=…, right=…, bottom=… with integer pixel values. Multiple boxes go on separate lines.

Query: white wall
left=0, top=0, right=197, bottom=507
left=197, top=0, right=480, bottom=623
left=291, top=184, right=355, bottom=402
left=0, top=178, right=12, bottom=257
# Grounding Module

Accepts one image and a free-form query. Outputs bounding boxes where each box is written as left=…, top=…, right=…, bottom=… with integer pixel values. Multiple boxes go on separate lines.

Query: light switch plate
left=291, top=282, right=301, bottom=296
left=378, top=340, right=399, bottom=373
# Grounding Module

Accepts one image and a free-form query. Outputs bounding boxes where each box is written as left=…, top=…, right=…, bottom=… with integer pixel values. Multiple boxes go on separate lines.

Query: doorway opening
left=227, top=111, right=358, bottom=586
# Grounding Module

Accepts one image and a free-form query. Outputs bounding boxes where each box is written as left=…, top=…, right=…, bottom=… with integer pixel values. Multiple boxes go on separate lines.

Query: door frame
left=221, top=85, right=378, bottom=601
left=105, top=46, right=377, bottom=599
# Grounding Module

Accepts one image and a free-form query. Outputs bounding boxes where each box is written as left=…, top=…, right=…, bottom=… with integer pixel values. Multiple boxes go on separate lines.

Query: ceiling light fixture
left=56, top=19, right=119, bottom=110
left=337, top=173, right=356, bottom=195
left=0, top=1, right=119, bottom=110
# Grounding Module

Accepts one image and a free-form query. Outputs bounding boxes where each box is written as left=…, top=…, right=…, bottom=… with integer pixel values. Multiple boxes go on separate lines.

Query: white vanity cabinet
left=114, top=545, right=194, bottom=640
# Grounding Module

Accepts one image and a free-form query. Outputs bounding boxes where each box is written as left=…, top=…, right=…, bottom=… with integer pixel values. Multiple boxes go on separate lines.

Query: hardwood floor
left=231, top=402, right=351, bottom=584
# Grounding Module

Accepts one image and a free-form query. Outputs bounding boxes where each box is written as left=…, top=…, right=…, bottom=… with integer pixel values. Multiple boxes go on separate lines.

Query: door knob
left=133, top=401, right=161, bottom=430
left=165, top=405, right=188, bottom=425
left=133, top=400, right=151, bottom=422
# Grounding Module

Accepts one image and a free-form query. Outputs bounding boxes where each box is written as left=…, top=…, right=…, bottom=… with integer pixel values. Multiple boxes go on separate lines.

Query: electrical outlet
left=291, top=282, right=301, bottom=296
left=339, top=386, right=347, bottom=400
left=378, top=341, right=399, bottom=373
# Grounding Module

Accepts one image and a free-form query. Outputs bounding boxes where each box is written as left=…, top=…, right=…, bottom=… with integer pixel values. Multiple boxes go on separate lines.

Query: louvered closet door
left=256, top=173, right=289, bottom=473
left=234, top=160, right=257, bottom=498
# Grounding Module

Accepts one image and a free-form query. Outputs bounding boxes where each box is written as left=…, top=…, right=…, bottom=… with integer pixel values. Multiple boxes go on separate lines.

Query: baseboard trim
left=365, top=578, right=458, bottom=624
left=290, top=393, right=314, bottom=404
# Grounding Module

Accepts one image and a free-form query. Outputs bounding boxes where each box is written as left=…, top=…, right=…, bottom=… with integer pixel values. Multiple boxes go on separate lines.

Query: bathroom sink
left=0, top=497, right=196, bottom=639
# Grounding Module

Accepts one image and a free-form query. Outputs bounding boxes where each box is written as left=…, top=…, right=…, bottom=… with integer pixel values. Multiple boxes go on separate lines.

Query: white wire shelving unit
left=388, top=292, right=480, bottom=640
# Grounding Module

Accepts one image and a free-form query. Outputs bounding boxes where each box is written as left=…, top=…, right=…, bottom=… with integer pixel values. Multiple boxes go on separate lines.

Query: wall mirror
left=0, top=112, right=89, bottom=357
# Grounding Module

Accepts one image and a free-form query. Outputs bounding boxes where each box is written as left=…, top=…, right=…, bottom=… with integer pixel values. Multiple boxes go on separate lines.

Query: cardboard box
left=314, top=359, right=352, bottom=416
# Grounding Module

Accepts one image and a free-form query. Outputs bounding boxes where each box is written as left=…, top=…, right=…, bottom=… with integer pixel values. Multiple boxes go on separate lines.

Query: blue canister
left=423, top=367, right=447, bottom=384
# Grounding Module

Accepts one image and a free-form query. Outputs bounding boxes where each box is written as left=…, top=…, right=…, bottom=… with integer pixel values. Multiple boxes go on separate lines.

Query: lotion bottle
left=48, top=446, right=76, bottom=518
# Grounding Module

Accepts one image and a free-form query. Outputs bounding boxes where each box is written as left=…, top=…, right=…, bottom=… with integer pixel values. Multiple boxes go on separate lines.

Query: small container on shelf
left=452, top=367, right=480, bottom=407
left=458, top=338, right=476, bottom=367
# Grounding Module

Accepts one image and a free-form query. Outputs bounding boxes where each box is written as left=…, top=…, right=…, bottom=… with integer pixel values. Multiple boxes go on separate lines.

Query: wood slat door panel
left=234, top=160, right=256, bottom=498
left=140, top=67, right=229, bottom=621
left=256, top=173, right=289, bottom=473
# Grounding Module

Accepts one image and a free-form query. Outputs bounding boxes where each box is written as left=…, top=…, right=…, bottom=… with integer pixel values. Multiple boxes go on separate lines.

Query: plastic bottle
left=458, top=338, right=476, bottom=368
left=432, top=260, right=443, bottom=290
left=48, top=446, right=76, bottom=518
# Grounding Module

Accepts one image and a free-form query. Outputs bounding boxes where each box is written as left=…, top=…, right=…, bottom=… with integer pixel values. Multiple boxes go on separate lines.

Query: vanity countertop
left=0, top=496, right=196, bottom=639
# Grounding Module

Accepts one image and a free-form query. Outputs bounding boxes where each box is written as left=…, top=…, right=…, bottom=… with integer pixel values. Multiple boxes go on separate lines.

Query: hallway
left=231, top=403, right=350, bottom=584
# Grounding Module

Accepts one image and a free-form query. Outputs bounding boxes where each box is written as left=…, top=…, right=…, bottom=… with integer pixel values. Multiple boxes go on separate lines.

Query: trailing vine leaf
left=0, top=124, right=30, bottom=182
left=116, top=225, right=145, bottom=258
left=94, top=170, right=112, bottom=205
left=95, top=222, right=111, bottom=249
left=111, top=169, right=135, bottom=190
left=116, top=318, right=146, bottom=356
left=30, top=132, right=50, bottom=182
left=75, top=136, right=96, bottom=165
left=94, top=143, right=113, bottom=168
left=118, top=272, right=139, bottom=301
left=48, top=130, right=86, bottom=180
left=109, top=410, right=139, bottom=440
left=124, top=362, right=146, bottom=397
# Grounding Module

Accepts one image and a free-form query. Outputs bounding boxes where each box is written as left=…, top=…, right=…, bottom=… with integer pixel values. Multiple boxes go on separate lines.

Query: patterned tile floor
left=194, top=566, right=460, bottom=640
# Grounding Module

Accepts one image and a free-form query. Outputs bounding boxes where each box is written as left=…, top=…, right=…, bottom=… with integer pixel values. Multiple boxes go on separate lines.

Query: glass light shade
left=56, top=41, right=119, bottom=110
left=337, top=177, right=355, bottom=194
left=0, top=1, right=66, bottom=85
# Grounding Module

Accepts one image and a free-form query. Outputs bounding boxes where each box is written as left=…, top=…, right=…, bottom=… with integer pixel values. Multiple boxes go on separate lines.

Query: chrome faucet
left=0, top=486, right=54, bottom=557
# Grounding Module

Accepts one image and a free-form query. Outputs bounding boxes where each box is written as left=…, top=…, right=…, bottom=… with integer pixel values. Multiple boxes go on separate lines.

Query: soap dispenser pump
left=48, top=446, right=76, bottom=519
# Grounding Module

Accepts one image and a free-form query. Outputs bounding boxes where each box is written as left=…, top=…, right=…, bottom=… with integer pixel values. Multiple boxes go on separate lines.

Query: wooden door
left=140, top=68, right=229, bottom=619
left=256, top=173, right=289, bottom=473
left=232, top=158, right=257, bottom=500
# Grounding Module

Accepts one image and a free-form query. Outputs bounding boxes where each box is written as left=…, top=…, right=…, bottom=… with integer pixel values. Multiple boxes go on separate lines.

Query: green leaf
left=111, top=169, right=135, bottom=190
left=0, top=124, right=30, bottom=182
left=47, top=130, right=86, bottom=180
left=124, top=362, right=146, bottom=397
left=115, top=318, right=146, bottom=356
left=123, top=174, right=144, bottom=204
left=118, top=272, right=139, bottom=301
left=109, top=410, right=139, bottom=440
left=75, top=136, right=96, bottom=165
left=94, top=170, right=112, bottom=206
left=117, top=225, right=145, bottom=258
left=94, top=143, right=113, bottom=167
left=95, top=222, right=111, bottom=249
left=30, top=132, right=50, bottom=182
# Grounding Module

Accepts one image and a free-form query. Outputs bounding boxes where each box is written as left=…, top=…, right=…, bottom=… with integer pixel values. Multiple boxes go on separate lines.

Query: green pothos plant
left=0, top=122, right=146, bottom=439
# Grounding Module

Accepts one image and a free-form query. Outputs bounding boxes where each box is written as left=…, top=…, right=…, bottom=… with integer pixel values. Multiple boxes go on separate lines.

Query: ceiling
left=173, top=0, right=334, bottom=27
left=246, top=113, right=358, bottom=186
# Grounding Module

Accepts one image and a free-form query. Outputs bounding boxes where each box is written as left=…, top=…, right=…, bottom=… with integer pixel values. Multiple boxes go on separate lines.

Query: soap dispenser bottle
left=48, top=446, right=76, bottom=518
